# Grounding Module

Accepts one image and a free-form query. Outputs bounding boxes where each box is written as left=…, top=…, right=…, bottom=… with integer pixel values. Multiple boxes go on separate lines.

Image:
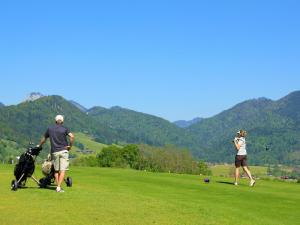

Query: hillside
left=69, top=100, right=88, bottom=112
left=1, top=91, right=300, bottom=165
left=0, top=96, right=123, bottom=148
left=88, top=106, right=193, bottom=147
left=0, top=96, right=193, bottom=161
left=73, top=132, right=107, bottom=155
left=173, top=117, right=203, bottom=128
left=187, top=91, right=300, bottom=165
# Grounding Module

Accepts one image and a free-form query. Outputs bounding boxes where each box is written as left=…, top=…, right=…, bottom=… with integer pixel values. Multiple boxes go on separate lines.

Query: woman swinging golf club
left=233, top=130, right=255, bottom=187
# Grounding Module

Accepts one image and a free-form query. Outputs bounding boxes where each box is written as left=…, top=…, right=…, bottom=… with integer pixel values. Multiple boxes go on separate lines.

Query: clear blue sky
left=0, top=0, right=299, bottom=121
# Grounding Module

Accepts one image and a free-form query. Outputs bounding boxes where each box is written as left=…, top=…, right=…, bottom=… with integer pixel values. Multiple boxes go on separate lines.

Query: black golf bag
left=11, top=145, right=43, bottom=191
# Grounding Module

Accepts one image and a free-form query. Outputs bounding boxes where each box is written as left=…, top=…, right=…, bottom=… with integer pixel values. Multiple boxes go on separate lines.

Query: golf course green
left=1, top=164, right=299, bottom=225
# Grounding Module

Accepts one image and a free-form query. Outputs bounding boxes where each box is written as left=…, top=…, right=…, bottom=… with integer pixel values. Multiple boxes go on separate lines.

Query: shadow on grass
left=216, top=181, right=234, bottom=185
left=12, top=185, right=57, bottom=191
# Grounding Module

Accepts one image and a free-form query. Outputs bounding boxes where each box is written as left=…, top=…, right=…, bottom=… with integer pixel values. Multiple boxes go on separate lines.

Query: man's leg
left=54, top=172, right=59, bottom=185
left=56, top=151, right=69, bottom=192
left=57, top=171, right=65, bottom=188
left=55, top=172, right=65, bottom=192
left=53, top=153, right=60, bottom=188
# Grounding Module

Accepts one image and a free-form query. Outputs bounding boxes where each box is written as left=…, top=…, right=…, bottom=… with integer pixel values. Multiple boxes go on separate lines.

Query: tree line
left=73, top=144, right=212, bottom=175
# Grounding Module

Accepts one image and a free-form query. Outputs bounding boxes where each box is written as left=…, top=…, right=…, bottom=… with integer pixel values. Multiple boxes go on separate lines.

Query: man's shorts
left=235, top=155, right=247, bottom=168
left=52, top=150, right=69, bottom=171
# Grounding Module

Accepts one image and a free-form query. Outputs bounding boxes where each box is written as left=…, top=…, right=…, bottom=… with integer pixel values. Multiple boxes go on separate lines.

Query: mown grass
left=1, top=164, right=300, bottom=225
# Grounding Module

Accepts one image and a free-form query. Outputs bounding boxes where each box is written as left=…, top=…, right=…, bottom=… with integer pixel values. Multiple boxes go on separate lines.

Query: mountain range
left=1, top=91, right=300, bottom=165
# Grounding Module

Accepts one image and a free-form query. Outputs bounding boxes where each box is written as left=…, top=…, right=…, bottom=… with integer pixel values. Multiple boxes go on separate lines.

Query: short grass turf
left=1, top=164, right=300, bottom=225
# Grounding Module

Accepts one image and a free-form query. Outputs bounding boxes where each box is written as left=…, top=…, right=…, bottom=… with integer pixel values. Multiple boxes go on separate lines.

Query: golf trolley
left=11, top=145, right=43, bottom=191
left=39, top=154, right=72, bottom=188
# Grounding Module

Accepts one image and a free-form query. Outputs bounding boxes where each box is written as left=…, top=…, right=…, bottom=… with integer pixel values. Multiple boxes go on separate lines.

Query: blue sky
left=0, top=0, right=299, bottom=121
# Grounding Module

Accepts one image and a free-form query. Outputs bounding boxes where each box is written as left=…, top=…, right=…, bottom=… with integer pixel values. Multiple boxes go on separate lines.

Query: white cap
left=55, top=115, right=64, bottom=123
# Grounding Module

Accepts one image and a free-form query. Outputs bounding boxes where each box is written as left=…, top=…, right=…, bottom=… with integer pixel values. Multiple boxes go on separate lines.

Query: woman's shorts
left=52, top=150, right=69, bottom=171
left=235, top=155, right=247, bottom=168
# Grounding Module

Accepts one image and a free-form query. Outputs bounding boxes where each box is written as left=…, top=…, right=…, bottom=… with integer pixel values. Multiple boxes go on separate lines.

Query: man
left=39, top=115, right=74, bottom=192
left=233, top=130, right=255, bottom=187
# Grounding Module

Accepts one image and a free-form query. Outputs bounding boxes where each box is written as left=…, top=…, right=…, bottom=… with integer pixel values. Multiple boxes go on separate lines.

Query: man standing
left=233, top=130, right=255, bottom=187
left=39, top=115, right=74, bottom=192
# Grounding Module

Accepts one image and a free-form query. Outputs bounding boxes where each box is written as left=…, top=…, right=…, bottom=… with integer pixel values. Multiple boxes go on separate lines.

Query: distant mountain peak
left=25, top=92, right=45, bottom=102
left=0, top=102, right=4, bottom=107
left=278, top=90, right=300, bottom=102
left=110, top=106, right=123, bottom=110
left=173, top=117, right=203, bottom=128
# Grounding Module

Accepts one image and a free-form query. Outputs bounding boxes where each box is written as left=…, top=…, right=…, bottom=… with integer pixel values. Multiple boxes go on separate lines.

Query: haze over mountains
left=1, top=91, right=300, bottom=165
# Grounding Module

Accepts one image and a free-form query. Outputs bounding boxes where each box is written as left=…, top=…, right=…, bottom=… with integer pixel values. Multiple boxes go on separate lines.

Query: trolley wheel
left=39, top=178, right=47, bottom=188
left=46, top=178, right=52, bottom=185
left=11, top=180, right=18, bottom=191
left=65, top=177, right=72, bottom=187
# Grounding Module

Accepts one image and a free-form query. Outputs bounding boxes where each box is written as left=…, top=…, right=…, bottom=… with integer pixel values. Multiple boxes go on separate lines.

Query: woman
left=233, top=130, right=255, bottom=186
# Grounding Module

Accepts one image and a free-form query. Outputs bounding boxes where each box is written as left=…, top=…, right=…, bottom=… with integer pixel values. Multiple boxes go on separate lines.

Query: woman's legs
left=235, top=167, right=240, bottom=184
left=242, top=166, right=253, bottom=179
left=242, top=166, right=255, bottom=186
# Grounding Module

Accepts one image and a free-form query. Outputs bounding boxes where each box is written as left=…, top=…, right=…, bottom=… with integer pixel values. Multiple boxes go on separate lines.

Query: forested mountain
left=0, top=102, right=4, bottom=108
left=187, top=91, right=300, bottom=165
left=0, top=96, right=191, bottom=159
left=87, top=106, right=192, bottom=146
left=173, top=117, right=203, bottom=128
left=0, top=95, right=122, bottom=146
left=1, top=91, right=300, bottom=165
left=69, top=100, right=88, bottom=112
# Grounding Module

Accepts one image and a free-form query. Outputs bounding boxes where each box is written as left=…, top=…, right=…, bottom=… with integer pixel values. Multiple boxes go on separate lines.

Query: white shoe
left=234, top=182, right=238, bottom=186
left=250, top=180, right=256, bottom=187
left=56, top=187, right=64, bottom=193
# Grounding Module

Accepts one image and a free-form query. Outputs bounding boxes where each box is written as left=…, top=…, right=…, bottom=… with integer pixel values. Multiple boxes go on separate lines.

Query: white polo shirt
left=235, top=137, right=247, bottom=156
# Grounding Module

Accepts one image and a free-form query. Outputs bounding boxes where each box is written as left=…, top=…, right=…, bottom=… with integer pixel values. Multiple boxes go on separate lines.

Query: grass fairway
left=1, top=165, right=300, bottom=225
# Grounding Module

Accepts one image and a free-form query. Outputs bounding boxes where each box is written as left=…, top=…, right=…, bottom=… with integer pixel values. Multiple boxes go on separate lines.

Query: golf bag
left=39, top=154, right=72, bottom=188
left=11, top=145, right=43, bottom=191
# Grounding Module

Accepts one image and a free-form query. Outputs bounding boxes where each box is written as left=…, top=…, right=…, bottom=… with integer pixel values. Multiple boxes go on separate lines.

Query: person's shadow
left=216, top=181, right=234, bottom=185
left=14, top=186, right=57, bottom=191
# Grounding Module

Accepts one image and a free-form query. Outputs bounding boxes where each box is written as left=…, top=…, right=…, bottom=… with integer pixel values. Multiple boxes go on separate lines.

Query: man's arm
left=67, top=133, right=75, bottom=150
left=39, top=136, right=47, bottom=147
left=39, top=128, right=49, bottom=147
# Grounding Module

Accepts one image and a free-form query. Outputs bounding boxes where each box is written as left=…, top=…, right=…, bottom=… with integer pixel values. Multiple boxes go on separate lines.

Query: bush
left=72, top=156, right=98, bottom=167
left=73, top=144, right=211, bottom=175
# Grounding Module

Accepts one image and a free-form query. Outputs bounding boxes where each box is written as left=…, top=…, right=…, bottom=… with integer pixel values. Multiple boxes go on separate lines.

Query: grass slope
left=1, top=165, right=300, bottom=225
left=74, top=132, right=107, bottom=154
